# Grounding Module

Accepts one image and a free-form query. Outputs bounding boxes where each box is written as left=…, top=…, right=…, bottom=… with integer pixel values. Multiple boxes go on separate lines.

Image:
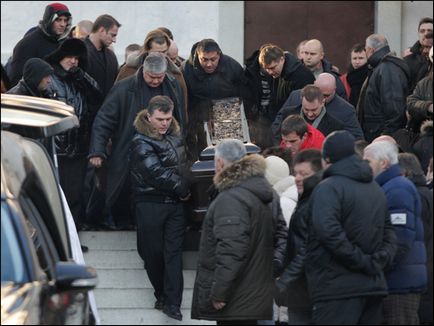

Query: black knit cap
left=322, top=130, right=356, bottom=163
left=23, top=58, right=54, bottom=88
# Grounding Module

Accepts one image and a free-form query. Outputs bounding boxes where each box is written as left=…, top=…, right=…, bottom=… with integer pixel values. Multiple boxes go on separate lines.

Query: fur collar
left=214, top=154, right=267, bottom=191
left=133, top=109, right=180, bottom=140
left=421, top=120, right=433, bottom=136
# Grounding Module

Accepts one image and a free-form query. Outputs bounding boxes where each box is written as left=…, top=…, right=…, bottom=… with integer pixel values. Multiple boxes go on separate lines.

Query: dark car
left=1, top=94, right=97, bottom=324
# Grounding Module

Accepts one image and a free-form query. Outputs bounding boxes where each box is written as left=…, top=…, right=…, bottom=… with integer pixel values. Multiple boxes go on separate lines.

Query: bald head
left=314, top=73, right=336, bottom=103
left=167, top=40, right=179, bottom=63
left=74, top=20, right=93, bottom=40
left=303, top=39, right=324, bottom=70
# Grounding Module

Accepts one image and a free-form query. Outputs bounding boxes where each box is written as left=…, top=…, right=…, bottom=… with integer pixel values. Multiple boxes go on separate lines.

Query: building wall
left=376, top=1, right=433, bottom=56
left=1, top=1, right=432, bottom=66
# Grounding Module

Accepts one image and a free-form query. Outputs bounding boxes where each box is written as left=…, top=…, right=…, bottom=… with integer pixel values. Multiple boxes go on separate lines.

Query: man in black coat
left=404, top=17, right=433, bottom=92
left=358, top=34, right=410, bottom=142
left=130, top=96, right=190, bottom=322
left=242, top=45, right=315, bottom=149
left=281, top=73, right=364, bottom=140
left=192, top=139, right=274, bottom=324
left=275, top=149, right=323, bottom=325
left=302, top=39, right=348, bottom=100
left=88, top=52, right=185, bottom=229
left=272, top=85, right=344, bottom=140
left=85, top=14, right=120, bottom=103
left=182, top=39, right=244, bottom=159
left=7, top=58, right=53, bottom=97
left=305, top=131, right=397, bottom=324
left=9, top=3, right=72, bottom=87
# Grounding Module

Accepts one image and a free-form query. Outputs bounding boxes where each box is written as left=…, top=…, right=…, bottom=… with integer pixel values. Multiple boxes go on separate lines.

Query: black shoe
left=154, top=298, right=164, bottom=310
left=162, top=305, right=182, bottom=321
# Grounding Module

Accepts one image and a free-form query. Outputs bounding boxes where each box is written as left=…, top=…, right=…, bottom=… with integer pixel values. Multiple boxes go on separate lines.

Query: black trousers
left=312, top=296, right=383, bottom=325
left=58, top=155, right=87, bottom=227
left=135, top=201, right=185, bottom=306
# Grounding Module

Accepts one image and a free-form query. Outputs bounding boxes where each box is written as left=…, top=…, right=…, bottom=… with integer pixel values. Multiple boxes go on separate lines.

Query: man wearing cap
left=305, top=130, right=397, bottom=324
left=10, top=3, right=72, bottom=87
left=7, top=58, right=53, bottom=97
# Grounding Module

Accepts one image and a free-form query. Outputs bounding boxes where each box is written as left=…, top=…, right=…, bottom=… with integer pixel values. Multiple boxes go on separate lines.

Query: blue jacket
left=376, top=164, right=427, bottom=294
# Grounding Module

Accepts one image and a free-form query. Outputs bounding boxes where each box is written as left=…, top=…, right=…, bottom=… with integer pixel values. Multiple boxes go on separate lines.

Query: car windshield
left=1, top=202, right=28, bottom=284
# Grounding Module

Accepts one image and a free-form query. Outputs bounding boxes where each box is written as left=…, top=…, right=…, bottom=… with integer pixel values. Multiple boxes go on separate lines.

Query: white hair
left=364, top=140, right=398, bottom=164
left=143, top=52, right=167, bottom=74
left=215, top=139, right=246, bottom=164
left=366, top=34, right=388, bottom=50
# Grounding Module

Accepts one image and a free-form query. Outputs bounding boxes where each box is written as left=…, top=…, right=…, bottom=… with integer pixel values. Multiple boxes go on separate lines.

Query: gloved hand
left=362, top=251, right=388, bottom=276
left=69, top=66, right=85, bottom=82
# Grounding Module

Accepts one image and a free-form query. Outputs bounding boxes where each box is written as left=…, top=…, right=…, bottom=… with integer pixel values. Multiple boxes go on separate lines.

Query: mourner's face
left=303, top=43, right=324, bottom=69
left=51, top=15, right=69, bottom=36
left=148, top=41, right=169, bottom=55
left=143, top=71, right=166, bottom=87
left=148, top=109, right=173, bottom=134
left=100, top=25, right=119, bottom=47
left=419, top=23, right=433, bottom=47
left=198, top=50, right=220, bottom=74
left=363, top=152, right=384, bottom=178
left=302, top=98, right=324, bottom=120
left=60, top=56, right=79, bottom=71
left=294, top=162, right=316, bottom=195
left=351, top=50, right=367, bottom=69
left=263, top=56, right=285, bottom=78
left=281, top=131, right=305, bottom=157
left=38, top=75, right=51, bottom=91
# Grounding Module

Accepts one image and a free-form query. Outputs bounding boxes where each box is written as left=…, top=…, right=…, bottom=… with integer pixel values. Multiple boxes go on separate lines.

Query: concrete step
left=99, top=308, right=215, bottom=325
left=94, top=288, right=195, bottom=309
left=80, top=231, right=136, bottom=250
left=83, top=249, right=198, bottom=270
left=96, top=269, right=196, bottom=289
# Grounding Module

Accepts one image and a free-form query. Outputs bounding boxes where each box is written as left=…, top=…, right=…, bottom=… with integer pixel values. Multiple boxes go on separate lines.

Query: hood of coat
left=273, top=175, right=296, bottom=195
left=133, top=109, right=180, bottom=140
left=281, top=52, right=303, bottom=76
left=323, top=154, right=373, bottom=183
left=214, top=154, right=273, bottom=203
left=38, top=3, right=72, bottom=41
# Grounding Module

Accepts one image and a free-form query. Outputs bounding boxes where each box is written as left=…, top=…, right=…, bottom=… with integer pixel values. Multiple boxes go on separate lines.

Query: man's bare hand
left=212, top=301, right=226, bottom=310
left=89, top=157, right=104, bottom=168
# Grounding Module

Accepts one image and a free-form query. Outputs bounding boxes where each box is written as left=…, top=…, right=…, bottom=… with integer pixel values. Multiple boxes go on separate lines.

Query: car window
left=1, top=202, right=28, bottom=283
left=19, top=195, right=60, bottom=280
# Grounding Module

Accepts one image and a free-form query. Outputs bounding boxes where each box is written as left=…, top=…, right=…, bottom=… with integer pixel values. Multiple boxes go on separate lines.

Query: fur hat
left=44, top=38, right=88, bottom=69
left=322, top=130, right=355, bottom=163
left=265, top=155, right=290, bottom=186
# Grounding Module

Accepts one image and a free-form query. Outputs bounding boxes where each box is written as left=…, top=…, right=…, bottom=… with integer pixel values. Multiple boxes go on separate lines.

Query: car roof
left=1, top=131, right=70, bottom=259
left=1, top=94, right=78, bottom=138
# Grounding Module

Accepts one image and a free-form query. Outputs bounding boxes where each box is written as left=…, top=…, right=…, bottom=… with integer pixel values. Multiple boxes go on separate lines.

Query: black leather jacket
left=129, top=110, right=189, bottom=202
left=48, top=64, right=101, bottom=157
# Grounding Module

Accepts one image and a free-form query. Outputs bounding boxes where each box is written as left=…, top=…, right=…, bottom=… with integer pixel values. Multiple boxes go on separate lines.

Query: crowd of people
left=1, top=3, right=432, bottom=324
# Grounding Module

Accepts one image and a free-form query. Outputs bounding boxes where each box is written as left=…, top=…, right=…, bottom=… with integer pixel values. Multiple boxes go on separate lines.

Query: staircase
left=79, top=231, right=215, bottom=325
